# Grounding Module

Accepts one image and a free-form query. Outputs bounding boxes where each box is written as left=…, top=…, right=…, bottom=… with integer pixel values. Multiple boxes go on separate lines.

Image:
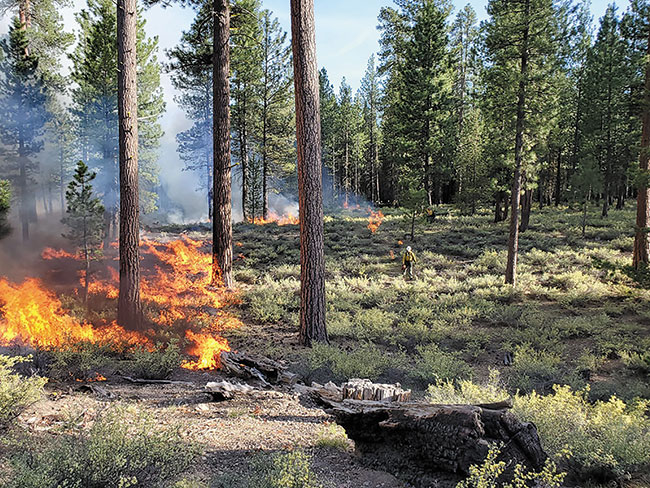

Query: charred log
left=302, top=381, right=546, bottom=487
left=219, top=351, right=297, bottom=385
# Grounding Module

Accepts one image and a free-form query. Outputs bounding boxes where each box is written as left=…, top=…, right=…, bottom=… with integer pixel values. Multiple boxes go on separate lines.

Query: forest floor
left=2, top=204, right=650, bottom=488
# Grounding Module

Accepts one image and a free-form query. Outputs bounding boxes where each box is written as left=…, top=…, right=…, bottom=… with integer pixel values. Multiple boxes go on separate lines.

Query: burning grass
left=248, top=212, right=299, bottom=226
left=0, top=237, right=241, bottom=374
left=367, top=209, right=385, bottom=233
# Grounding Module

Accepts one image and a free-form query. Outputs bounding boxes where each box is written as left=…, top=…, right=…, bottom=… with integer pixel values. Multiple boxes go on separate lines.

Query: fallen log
left=76, top=383, right=116, bottom=399
left=205, top=380, right=255, bottom=401
left=219, top=351, right=295, bottom=385
left=323, top=399, right=546, bottom=487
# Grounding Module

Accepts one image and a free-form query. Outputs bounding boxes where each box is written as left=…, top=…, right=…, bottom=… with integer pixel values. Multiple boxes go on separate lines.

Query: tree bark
left=117, top=0, right=142, bottom=330
left=291, top=0, right=327, bottom=347
left=505, top=0, right=530, bottom=286
left=582, top=187, right=591, bottom=237
left=520, top=188, right=533, bottom=233
left=554, top=149, right=562, bottom=206
left=262, top=74, right=269, bottom=219
left=633, top=29, right=650, bottom=268
left=239, top=85, right=249, bottom=221
left=212, top=0, right=233, bottom=288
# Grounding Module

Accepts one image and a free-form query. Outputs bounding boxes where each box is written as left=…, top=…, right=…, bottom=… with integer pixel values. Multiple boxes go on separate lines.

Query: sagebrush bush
left=427, top=374, right=650, bottom=479
left=315, top=423, right=350, bottom=451
left=411, top=343, right=472, bottom=384
left=214, top=450, right=323, bottom=488
left=246, top=278, right=298, bottom=323
left=8, top=406, right=198, bottom=488
left=265, top=451, right=322, bottom=488
left=506, top=344, right=564, bottom=393
left=621, top=350, right=650, bottom=376
left=128, top=340, right=181, bottom=379
left=47, top=341, right=113, bottom=380
left=307, top=343, right=405, bottom=381
left=456, top=444, right=565, bottom=488
left=0, top=355, right=47, bottom=429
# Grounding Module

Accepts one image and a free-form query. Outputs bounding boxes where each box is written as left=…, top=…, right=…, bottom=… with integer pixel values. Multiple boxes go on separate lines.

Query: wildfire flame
left=0, top=278, right=148, bottom=349
left=343, top=200, right=361, bottom=210
left=42, top=247, right=77, bottom=260
left=0, top=237, right=242, bottom=372
left=367, top=209, right=385, bottom=233
left=181, top=330, right=230, bottom=370
left=249, top=213, right=299, bottom=226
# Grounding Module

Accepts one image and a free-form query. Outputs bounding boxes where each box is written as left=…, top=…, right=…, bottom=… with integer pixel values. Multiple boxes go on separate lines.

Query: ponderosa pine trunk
left=117, top=0, right=143, bottom=330
left=520, top=188, right=533, bottom=232
left=212, top=0, right=233, bottom=288
left=291, top=0, right=327, bottom=347
left=554, top=150, right=562, bottom=206
left=262, top=57, right=269, bottom=219
left=239, top=86, right=249, bottom=221
left=505, top=0, right=530, bottom=286
left=633, top=29, right=650, bottom=268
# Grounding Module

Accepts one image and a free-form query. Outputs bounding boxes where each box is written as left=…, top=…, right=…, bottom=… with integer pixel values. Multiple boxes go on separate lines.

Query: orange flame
left=1, top=237, right=242, bottom=371
left=249, top=213, right=299, bottom=226
left=0, top=278, right=148, bottom=349
left=367, top=209, right=385, bottom=233
left=180, top=330, right=230, bottom=370
left=42, top=248, right=77, bottom=260
left=343, top=200, right=361, bottom=210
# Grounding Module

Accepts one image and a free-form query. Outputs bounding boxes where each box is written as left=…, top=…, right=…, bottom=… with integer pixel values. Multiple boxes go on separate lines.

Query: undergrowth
left=6, top=406, right=198, bottom=488
left=0, top=355, right=47, bottom=429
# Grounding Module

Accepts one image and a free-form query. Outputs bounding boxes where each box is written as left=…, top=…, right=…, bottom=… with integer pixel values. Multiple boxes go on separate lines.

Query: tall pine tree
left=0, top=18, right=48, bottom=241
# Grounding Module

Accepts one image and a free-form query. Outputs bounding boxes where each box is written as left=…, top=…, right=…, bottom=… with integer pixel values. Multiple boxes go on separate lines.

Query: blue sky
left=140, top=0, right=613, bottom=96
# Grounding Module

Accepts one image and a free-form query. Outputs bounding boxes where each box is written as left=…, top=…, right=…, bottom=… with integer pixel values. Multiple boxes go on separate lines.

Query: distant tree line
left=316, top=0, right=650, bottom=283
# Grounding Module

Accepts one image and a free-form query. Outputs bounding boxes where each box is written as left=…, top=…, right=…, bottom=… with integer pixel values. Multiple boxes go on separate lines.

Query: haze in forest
left=0, top=0, right=612, bottom=223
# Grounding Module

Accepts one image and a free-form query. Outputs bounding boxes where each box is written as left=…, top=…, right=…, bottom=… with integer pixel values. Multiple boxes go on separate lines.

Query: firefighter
left=426, top=206, right=436, bottom=223
left=402, top=246, right=417, bottom=280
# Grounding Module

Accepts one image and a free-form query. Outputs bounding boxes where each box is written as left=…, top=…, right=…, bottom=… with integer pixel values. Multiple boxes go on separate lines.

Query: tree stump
left=324, top=399, right=546, bottom=487
left=342, top=379, right=412, bottom=402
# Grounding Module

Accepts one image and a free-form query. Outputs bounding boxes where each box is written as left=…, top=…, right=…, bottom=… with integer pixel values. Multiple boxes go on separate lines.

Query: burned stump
left=301, top=381, right=546, bottom=487
left=326, top=400, right=546, bottom=487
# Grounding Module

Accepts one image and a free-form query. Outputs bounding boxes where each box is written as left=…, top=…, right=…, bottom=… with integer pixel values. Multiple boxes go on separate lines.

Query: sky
left=0, top=0, right=616, bottom=220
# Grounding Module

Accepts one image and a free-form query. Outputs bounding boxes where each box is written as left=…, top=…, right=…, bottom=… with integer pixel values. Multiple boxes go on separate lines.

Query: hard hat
left=406, top=246, right=412, bottom=252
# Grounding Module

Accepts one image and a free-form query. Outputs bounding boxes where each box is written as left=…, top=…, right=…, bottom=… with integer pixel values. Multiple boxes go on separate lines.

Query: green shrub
left=411, top=343, right=472, bottom=384
left=8, top=406, right=197, bottom=488
left=621, top=350, right=650, bottom=376
left=428, top=375, right=650, bottom=479
left=427, top=369, right=509, bottom=405
left=475, top=249, right=507, bottom=272
left=172, top=480, right=209, bottom=488
left=128, top=340, right=181, bottom=379
left=352, top=308, right=396, bottom=342
left=247, top=279, right=298, bottom=324
left=307, top=343, right=404, bottom=381
left=315, top=423, right=350, bottom=451
left=456, top=444, right=565, bottom=488
left=506, top=344, right=564, bottom=393
left=214, top=450, right=323, bottom=488
left=0, top=355, right=47, bottom=429
left=259, top=451, right=322, bottom=488
left=47, top=341, right=113, bottom=381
